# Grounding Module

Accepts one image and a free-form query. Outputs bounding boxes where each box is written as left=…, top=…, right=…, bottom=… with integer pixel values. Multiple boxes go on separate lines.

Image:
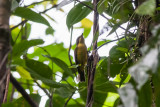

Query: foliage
left=4, top=0, right=160, bottom=107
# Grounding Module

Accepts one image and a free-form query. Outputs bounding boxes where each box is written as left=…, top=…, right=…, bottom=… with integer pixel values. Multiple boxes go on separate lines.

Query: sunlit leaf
left=16, top=66, right=32, bottom=80
left=81, top=18, right=93, bottom=28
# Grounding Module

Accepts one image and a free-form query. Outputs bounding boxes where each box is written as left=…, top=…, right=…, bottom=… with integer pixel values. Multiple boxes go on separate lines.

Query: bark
left=0, top=0, right=11, bottom=105
left=86, top=0, right=99, bottom=107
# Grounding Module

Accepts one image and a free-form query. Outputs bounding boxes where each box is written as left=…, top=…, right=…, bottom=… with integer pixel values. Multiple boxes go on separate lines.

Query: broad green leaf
left=67, top=98, right=85, bottom=107
left=97, top=58, right=123, bottom=78
left=83, top=28, right=91, bottom=38
left=26, top=67, right=67, bottom=88
left=97, top=40, right=111, bottom=47
left=66, top=2, right=92, bottom=29
left=135, top=0, right=156, bottom=16
left=28, top=43, right=71, bottom=72
left=16, top=66, right=32, bottom=80
left=109, top=46, right=125, bottom=63
left=116, top=47, right=128, bottom=53
left=103, top=92, right=119, bottom=107
left=55, top=87, right=75, bottom=98
left=12, top=39, right=44, bottom=58
left=13, top=7, right=50, bottom=26
left=25, top=59, right=52, bottom=79
left=97, top=0, right=108, bottom=14
left=139, top=81, right=152, bottom=107
left=105, top=0, right=134, bottom=22
left=44, top=55, right=74, bottom=78
left=45, top=95, right=65, bottom=107
left=45, top=27, right=54, bottom=35
left=11, top=23, right=31, bottom=45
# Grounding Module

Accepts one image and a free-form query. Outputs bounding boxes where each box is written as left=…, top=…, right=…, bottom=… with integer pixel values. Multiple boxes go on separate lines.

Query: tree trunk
left=0, top=0, right=11, bottom=105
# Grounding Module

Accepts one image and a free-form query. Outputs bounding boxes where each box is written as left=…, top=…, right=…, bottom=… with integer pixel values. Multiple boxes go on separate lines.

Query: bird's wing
left=74, top=47, right=78, bottom=64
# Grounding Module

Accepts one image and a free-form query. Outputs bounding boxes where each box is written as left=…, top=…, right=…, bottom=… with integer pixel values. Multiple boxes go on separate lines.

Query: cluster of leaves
left=3, top=0, right=160, bottom=107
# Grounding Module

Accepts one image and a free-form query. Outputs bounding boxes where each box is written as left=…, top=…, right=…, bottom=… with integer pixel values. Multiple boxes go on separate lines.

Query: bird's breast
left=76, top=43, right=87, bottom=65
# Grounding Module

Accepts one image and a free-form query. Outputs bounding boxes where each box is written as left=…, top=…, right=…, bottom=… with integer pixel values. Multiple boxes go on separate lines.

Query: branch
left=96, top=36, right=125, bottom=51
left=34, top=80, right=50, bottom=97
left=63, top=92, right=74, bottom=107
left=86, top=0, right=99, bottom=106
left=10, top=74, right=38, bottom=107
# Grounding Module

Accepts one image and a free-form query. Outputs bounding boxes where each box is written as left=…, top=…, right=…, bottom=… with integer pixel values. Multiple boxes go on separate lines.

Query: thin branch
left=11, top=20, right=28, bottom=30
left=24, top=0, right=52, bottom=7
left=3, top=69, right=10, bottom=103
left=63, top=92, right=74, bottom=107
left=34, top=80, right=50, bottom=97
left=10, top=74, right=38, bottom=107
left=96, top=36, right=125, bottom=51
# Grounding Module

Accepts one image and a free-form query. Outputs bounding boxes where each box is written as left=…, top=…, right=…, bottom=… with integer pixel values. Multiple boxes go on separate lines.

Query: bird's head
left=76, top=34, right=84, bottom=45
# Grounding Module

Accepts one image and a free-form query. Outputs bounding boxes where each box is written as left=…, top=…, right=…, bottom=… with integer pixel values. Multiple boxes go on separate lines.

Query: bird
left=74, top=34, right=88, bottom=82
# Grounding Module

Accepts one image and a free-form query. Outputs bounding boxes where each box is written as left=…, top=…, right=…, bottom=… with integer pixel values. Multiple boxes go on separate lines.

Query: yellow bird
left=74, top=34, right=88, bottom=82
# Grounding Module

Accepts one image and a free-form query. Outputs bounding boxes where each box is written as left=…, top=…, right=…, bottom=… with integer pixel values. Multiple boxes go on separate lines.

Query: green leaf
left=26, top=67, right=67, bottom=88
left=12, top=39, right=44, bottom=58
left=109, top=46, right=125, bottom=63
left=135, top=0, right=156, bottom=16
left=44, top=55, right=74, bottom=78
left=55, top=87, right=75, bottom=98
left=25, top=59, right=53, bottom=79
left=16, top=66, right=32, bottom=80
left=13, top=7, right=50, bottom=26
left=45, top=95, right=65, bottom=107
left=139, top=81, right=152, bottom=107
left=66, top=2, right=92, bottom=29
left=2, top=94, right=41, bottom=107
left=46, top=27, right=55, bottom=35
left=28, top=43, right=71, bottom=73
left=97, top=0, right=108, bottom=14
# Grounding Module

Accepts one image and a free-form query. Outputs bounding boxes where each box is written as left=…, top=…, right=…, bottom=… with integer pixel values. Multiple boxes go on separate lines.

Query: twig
left=10, top=74, right=38, bottom=107
left=63, top=92, right=74, bottom=107
left=11, top=20, right=28, bottom=30
left=24, top=0, right=51, bottom=7
left=3, top=69, right=10, bottom=103
left=96, top=36, right=125, bottom=51
left=10, top=85, right=15, bottom=102
left=34, top=80, right=50, bottom=97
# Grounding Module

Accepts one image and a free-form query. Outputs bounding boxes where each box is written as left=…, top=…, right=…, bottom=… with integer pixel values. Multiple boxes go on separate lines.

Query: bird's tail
left=77, top=67, right=85, bottom=82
